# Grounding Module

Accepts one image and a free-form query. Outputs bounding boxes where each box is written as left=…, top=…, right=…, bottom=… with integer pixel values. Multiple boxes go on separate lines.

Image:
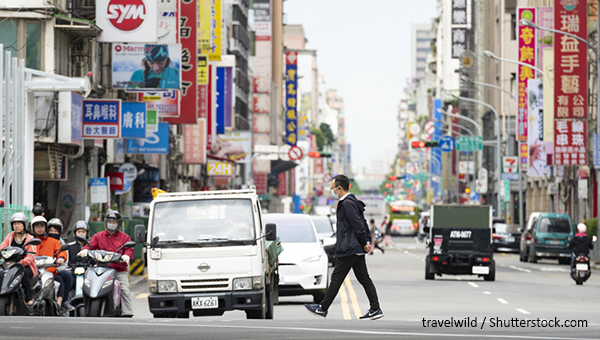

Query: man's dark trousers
left=320, top=254, right=380, bottom=311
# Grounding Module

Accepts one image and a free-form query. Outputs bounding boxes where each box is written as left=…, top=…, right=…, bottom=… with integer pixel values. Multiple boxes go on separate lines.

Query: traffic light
left=411, top=141, right=439, bottom=148
left=389, top=175, right=397, bottom=181
left=465, top=187, right=471, bottom=194
left=385, top=183, right=393, bottom=188
left=308, top=151, right=321, bottom=158
left=320, top=152, right=332, bottom=158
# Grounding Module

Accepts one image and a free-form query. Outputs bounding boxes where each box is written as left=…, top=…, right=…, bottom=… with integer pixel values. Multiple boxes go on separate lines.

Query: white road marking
left=540, top=267, right=569, bottom=273
left=456, top=277, right=462, bottom=281
left=509, top=265, right=532, bottom=273
left=483, top=291, right=491, bottom=295
left=468, top=282, right=479, bottom=288
left=420, top=259, right=425, bottom=262
left=497, top=298, right=509, bottom=304
left=498, top=263, right=507, bottom=267
left=404, top=250, right=409, bottom=254
left=517, top=308, right=531, bottom=314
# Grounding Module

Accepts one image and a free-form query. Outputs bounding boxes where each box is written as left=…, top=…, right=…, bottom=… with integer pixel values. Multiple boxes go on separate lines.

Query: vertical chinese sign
left=201, top=0, right=221, bottom=61
left=553, top=0, right=587, bottom=166
left=285, top=51, right=298, bottom=146
left=164, top=0, right=197, bottom=124
left=450, top=0, right=468, bottom=59
left=517, top=7, right=536, bottom=142
left=183, top=119, right=207, bottom=164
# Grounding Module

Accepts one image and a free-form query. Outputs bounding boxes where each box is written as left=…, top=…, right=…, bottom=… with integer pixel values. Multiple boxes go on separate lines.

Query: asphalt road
left=1, top=237, right=599, bottom=339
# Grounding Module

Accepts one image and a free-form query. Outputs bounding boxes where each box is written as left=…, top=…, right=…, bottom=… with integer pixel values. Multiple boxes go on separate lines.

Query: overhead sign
left=527, top=78, right=550, bottom=177
left=112, top=44, right=181, bottom=90
left=501, top=173, right=520, bottom=181
left=121, top=102, right=146, bottom=138
left=285, top=51, right=298, bottom=146
left=137, top=91, right=179, bottom=118
left=456, top=136, right=482, bottom=151
left=502, top=156, right=519, bottom=174
left=207, top=131, right=252, bottom=163
left=519, top=142, right=529, bottom=171
left=106, top=172, right=125, bottom=191
left=126, top=122, right=170, bottom=154
left=90, top=178, right=109, bottom=204
left=183, top=119, right=207, bottom=164
left=439, top=135, right=456, bottom=152
left=594, top=133, right=600, bottom=169
left=96, top=0, right=158, bottom=43
left=82, top=99, right=121, bottom=139
left=554, top=119, right=586, bottom=166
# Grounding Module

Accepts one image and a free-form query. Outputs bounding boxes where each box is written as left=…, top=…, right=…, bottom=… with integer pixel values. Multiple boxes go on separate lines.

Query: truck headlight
left=149, top=280, right=157, bottom=293
left=158, top=280, right=177, bottom=293
left=233, top=277, right=252, bottom=290
left=303, top=255, right=322, bottom=263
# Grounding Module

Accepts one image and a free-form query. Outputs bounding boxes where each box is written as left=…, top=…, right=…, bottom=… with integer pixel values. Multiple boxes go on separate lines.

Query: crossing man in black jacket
left=305, top=174, right=383, bottom=320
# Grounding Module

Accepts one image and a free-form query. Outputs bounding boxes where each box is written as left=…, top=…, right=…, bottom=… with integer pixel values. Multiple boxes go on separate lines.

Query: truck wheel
left=425, top=258, right=435, bottom=280
left=484, top=261, right=495, bottom=281
left=246, top=291, right=267, bottom=319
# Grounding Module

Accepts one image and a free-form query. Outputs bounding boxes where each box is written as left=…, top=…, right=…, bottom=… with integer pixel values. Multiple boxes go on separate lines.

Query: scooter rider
left=32, top=216, right=74, bottom=312
left=569, top=223, right=594, bottom=262
left=68, top=221, right=91, bottom=267
left=78, top=211, right=134, bottom=317
left=0, top=213, right=37, bottom=307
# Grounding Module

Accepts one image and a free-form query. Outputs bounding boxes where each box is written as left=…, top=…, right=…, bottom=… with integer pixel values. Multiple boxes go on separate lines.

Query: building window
left=511, top=14, right=516, bottom=40
left=0, top=19, right=43, bottom=70
left=510, top=73, right=517, bottom=97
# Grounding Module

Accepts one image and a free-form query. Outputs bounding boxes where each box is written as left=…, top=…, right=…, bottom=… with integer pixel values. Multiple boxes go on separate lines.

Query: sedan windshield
left=152, top=199, right=255, bottom=243
left=264, top=216, right=317, bottom=243
left=311, top=217, right=333, bottom=234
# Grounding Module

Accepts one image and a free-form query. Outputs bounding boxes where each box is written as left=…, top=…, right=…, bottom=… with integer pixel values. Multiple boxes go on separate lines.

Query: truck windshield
left=151, top=199, right=255, bottom=243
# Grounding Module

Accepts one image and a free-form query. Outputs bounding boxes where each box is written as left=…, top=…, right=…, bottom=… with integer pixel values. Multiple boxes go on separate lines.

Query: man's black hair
left=370, top=219, right=375, bottom=224
left=332, top=174, right=350, bottom=191
left=32, top=204, right=44, bottom=216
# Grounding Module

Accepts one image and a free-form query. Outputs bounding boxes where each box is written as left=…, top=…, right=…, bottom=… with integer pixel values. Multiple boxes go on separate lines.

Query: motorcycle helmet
left=104, top=211, right=122, bottom=233
left=73, top=220, right=90, bottom=239
left=31, top=215, right=48, bottom=236
left=9, top=212, right=29, bottom=233
left=577, top=223, right=587, bottom=233
left=47, top=218, right=64, bottom=235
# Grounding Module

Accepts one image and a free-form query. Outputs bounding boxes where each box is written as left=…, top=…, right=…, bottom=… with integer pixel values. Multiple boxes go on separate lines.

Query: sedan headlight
left=102, top=279, right=114, bottom=289
left=1, top=249, right=17, bottom=259
left=158, top=280, right=177, bottom=293
left=303, top=255, right=322, bottom=263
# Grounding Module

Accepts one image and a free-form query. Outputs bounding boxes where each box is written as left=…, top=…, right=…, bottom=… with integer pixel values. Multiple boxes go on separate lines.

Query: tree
left=310, top=123, right=336, bottom=151
left=310, top=127, right=325, bottom=151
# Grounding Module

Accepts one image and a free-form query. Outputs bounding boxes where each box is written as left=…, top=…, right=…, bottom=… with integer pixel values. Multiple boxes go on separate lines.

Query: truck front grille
left=180, top=278, right=229, bottom=290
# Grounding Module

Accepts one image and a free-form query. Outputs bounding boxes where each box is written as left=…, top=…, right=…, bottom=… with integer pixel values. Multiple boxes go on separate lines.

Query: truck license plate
left=472, top=266, right=489, bottom=274
left=191, top=297, right=218, bottom=309
left=576, top=264, right=588, bottom=271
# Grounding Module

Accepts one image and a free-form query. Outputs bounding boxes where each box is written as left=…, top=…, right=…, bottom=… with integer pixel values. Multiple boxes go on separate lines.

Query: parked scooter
left=0, top=238, right=44, bottom=316
left=76, top=236, right=135, bottom=317
left=571, top=254, right=592, bottom=285
left=35, top=243, right=71, bottom=316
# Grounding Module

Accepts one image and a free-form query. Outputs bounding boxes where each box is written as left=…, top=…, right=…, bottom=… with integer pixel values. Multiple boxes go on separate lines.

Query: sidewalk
left=130, top=273, right=147, bottom=290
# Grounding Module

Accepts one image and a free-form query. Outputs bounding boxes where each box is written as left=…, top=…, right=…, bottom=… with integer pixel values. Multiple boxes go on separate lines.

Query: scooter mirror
left=75, top=235, right=90, bottom=246
left=24, top=238, right=41, bottom=247
left=117, top=241, right=136, bottom=253
left=54, top=243, right=70, bottom=257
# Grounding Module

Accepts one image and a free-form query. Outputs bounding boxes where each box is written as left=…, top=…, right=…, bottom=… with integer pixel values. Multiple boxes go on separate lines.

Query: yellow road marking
left=339, top=282, right=352, bottom=320
left=136, top=293, right=149, bottom=299
left=344, top=276, right=362, bottom=319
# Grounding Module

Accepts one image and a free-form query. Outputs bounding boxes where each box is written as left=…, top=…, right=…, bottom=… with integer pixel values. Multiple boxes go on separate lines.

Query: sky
left=284, top=0, right=438, bottom=174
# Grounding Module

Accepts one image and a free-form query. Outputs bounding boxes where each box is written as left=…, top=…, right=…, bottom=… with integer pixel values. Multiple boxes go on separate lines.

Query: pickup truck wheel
left=425, top=258, right=435, bottom=280
left=483, top=260, right=495, bottom=281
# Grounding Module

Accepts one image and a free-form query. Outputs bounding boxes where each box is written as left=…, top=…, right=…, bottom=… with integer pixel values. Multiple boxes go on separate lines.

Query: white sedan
left=263, top=214, right=329, bottom=303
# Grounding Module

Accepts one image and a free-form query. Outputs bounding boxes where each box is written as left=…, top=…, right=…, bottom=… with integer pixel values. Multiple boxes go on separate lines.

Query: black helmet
left=105, top=211, right=122, bottom=233
left=47, top=218, right=64, bottom=234
left=10, top=212, right=29, bottom=232
left=73, top=220, right=90, bottom=238
left=31, top=215, right=48, bottom=235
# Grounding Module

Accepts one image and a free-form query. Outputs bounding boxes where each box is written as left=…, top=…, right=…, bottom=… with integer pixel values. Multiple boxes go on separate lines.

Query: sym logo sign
left=97, top=0, right=157, bottom=43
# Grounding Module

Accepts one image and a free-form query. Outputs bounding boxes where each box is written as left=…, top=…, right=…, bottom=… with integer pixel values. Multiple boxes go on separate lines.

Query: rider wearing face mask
left=78, top=211, right=135, bottom=317
left=32, top=216, right=74, bottom=313
left=0, top=213, right=37, bottom=306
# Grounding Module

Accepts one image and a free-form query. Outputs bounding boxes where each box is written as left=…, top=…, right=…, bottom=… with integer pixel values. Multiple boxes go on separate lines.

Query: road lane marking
left=468, top=282, right=478, bottom=288
left=517, top=308, right=531, bottom=314
left=339, top=282, right=352, bottom=320
left=483, top=291, right=491, bottom=295
left=21, top=320, right=599, bottom=339
left=456, top=277, right=462, bottom=280
left=497, top=298, right=508, bottom=304
left=343, top=277, right=362, bottom=319
left=540, top=267, right=569, bottom=273
left=136, top=293, right=149, bottom=299
left=509, top=265, right=532, bottom=273
left=404, top=250, right=409, bottom=254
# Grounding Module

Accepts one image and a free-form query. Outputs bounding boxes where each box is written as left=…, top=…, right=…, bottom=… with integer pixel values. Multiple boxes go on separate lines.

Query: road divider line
left=468, top=282, right=479, bottom=288
left=517, top=308, right=531, bottom=314
left=497, top=298, right=508, bottom=304
left=344, top=277, right=362, bottom=319
left=509, top=265, right=532, bottom=273
left=483, top=291, right=491, bottom=295
left=339, top=282, right=352, bottom=320
left=456, top=277, right=462, bottom=280
left=136, top=293, right=149, bottom=299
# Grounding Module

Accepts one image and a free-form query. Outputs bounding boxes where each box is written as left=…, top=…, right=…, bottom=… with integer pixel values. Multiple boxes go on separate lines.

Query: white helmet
left=577, top=223, right=587, bottom=233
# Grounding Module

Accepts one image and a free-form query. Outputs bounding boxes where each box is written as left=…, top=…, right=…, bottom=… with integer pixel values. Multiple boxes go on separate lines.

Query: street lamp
left=450, top=94, right=502, bottom=219
left=483, top=50, right=544, bottom=75
left=434, top=117, right=474, bottom=136
left=521, top=15, right=600, bottom=231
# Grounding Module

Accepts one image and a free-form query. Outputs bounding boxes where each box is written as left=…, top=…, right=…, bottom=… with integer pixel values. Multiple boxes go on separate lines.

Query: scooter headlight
left=1, top=248, right=17, bottom=259
left=9, top=275, right=22, bottom=289
left=102, top=279, right=114, bottom=289
left=74, top=267, right=85, bottom=275
left=94, top=252, right=115, bottom=262
left=44, top=278, right=53, bottom=288
left=84, top=278, right=90, bottom=287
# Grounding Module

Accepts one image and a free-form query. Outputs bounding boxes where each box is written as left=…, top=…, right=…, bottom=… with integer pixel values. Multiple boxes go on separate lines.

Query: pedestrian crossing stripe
left=129, top=259, right=144, bottom=275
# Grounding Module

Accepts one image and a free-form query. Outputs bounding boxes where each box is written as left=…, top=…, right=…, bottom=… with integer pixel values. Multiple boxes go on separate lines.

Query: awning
left=270, top=159, right=298, bottom=174
left=54, top=14, right=101, bottom=36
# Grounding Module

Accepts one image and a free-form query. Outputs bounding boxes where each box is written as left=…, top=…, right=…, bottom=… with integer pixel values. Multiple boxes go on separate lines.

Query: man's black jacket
left=569, top=234, right=593, bottom=256
left=335, top=194, right=372, bottom=258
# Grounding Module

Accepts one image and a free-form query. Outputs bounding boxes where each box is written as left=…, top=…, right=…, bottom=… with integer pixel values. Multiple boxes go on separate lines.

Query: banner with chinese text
left=285, top=51, right=298, bottom=146
left=183, top=119, right=207, bottom=164
left=554, top=119, right=587, bottom=166
left=517, top=7, right=536, bottom=141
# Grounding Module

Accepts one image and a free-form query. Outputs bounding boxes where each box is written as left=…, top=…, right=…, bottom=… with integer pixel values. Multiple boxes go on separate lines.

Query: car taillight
left=577, top=256, right=588, bottom=262
left=482, top=257, right=490, bottom=262
left=432, top=256, right=440, bottom=261
left=492, top=234, right=502, bottom=240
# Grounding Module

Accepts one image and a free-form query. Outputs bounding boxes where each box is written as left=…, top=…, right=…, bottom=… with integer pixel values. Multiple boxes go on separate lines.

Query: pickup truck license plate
left=576, top=264, right=588, bottom=271
left=472, top=266, right=489, bottom=274
left=191, top=297, right=218, bottom=309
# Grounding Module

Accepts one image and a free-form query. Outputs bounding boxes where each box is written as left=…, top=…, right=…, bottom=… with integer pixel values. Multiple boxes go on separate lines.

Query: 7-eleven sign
left=503, top=156, right=519, bottom=174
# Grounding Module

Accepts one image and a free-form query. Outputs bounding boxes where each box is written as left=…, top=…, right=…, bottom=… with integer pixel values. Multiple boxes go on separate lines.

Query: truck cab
left=424, top=205, right=495, bottom=281
left=135, top=189, right=279, bottom=319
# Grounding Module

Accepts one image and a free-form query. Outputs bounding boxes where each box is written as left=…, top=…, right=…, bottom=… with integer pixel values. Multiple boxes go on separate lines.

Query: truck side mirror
left=265, top=223, right=277, bottom=241
left=134, top=224, right=147, bottom=244
left=423, top=226, right=430, bottom=233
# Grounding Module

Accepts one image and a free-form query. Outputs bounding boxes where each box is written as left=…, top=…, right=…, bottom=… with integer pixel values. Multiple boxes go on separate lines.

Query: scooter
left=69, top=258, right=89, bottom=317
left=76, top=236, right=135, bottom=317
left=0, top=238, right=44, bottom=316
left=35, top=243, right=71, bottom=316
left=570, top=254, right=591, bottom=285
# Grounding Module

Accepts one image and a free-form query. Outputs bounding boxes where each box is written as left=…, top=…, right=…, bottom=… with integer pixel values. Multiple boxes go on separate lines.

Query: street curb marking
left=339, top=282, right=352, bottom=320
left=129, top=259, right=144, bottom=275
left=343, top=276, right=362, bottom=319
